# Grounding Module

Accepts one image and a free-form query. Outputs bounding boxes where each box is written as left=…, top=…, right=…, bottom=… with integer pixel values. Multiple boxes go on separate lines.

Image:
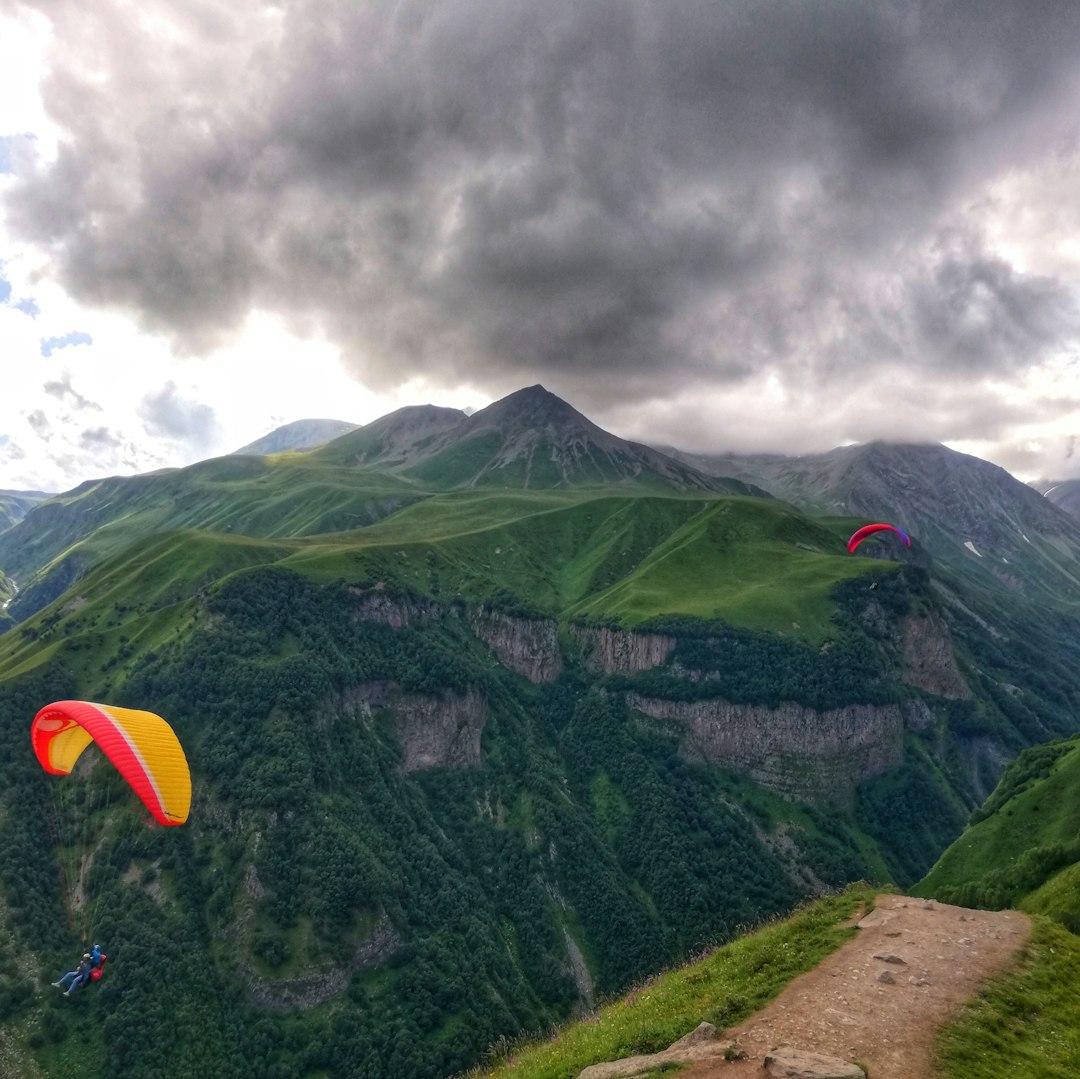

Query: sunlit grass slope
left=0, top=453, right=423, bottom=585
left=915, top=738, right=1080, bottom=920
left=463, top=885, right=875, bottom=1079
left=2, top=491, right=889, bottom=670
left=0, top=530, right=292, bottom=689
left=282, top=492, right=883, bottom=639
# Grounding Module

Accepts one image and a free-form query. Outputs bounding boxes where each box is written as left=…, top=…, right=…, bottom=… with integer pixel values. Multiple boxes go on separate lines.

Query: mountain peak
left=467, top=385, right=600, bottom=435
left=232, top=418, right=361, bottom=456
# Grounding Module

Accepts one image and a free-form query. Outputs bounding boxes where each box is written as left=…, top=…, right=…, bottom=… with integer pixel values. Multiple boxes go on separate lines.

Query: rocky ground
left=580, top=894, right=1030, bottom=1079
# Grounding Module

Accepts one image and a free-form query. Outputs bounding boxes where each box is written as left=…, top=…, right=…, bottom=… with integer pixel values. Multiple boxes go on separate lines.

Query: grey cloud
left=138, top=381, right=221, bottom=447
left=7, top=0, right=1080, bottom=416
left=0, top=437, right=26, bottom=462
left=26, top=410, right=50, bottom=436
left=79, top=426, right=123, bottom=450
left=908, top=240, right=1080, bottom=373
left=43, top=371, right=101, bottom=411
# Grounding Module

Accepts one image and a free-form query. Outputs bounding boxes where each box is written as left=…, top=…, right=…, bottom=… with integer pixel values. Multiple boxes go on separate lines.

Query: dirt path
left=679, top=894, right=1029, bottom=1079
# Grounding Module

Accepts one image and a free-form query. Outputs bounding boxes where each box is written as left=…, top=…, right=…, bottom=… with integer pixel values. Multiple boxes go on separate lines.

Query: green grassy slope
left=0, top=530, right=294, bottom=685
left=282, top=492, right=882, bottom=639
left=0, top=492, right=879, bottom=668
left=935, top=916, right=1080, bottom=1079
left=915, top=738, right=1080, bottom=918
left=0, top=456, right=425, bottom=619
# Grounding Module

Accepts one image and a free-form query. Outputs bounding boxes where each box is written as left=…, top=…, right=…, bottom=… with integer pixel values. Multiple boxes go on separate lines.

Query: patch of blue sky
left=14, top=297, right=38, bottom=317
left=40, top=331, right=93, bottom=357
left=0, top=134, right=35, bottom=175
left=0, top=276, right=9, bottom=304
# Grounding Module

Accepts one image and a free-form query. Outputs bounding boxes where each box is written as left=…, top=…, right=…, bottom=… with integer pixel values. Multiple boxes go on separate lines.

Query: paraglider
left=32, top=701, right=189, bottom=950
left=847, top=523, right=911, bottom=554
left=31, top=701, right=190, bottom=826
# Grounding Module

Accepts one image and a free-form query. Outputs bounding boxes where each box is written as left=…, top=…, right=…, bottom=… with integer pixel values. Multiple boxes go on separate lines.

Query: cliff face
left=350, top=586, right=441, bottom=628
left=247, top=916, right=399, bottom=1013
left=345, top=588, right=977, bottom=801
left=572, top=624, right=675, bottom=674
left=470, top=608, right=563, bottom=682
left=627, top=694, right=933, bottom=801
left=343, top=682, right=487, bottom=771
left=902, top=611, right=971, bottom=699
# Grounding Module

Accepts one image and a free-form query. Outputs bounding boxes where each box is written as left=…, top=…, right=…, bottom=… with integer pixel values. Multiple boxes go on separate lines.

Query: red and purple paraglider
left=847, top=523, right=911, bottom=554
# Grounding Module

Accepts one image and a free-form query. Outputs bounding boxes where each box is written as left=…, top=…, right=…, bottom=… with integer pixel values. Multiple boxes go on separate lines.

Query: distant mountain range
left=0, top=489, right=51, bottom=533
left=1031, top=477, right=1080, bottom=520
left=4, top=385, right=1080, bottom=616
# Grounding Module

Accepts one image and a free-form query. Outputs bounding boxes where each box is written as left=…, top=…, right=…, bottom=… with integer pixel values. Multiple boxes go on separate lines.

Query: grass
left=459, top=884, right=877, bottom=1079
left=285, top=493, right=878, bottom=640
left=1021, top=862, right=1080, bottom=934
left=0, top=530, right=292, bottom=691
left=915, top=738, right=1080, bottom=911
left=936, top=916, right=1080, bottom=1079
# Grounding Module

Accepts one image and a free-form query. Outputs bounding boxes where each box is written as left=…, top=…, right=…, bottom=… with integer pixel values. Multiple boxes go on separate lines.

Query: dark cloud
left=138, top=381, right=220, bottom=447
left=6, top=0, right=1080, bottom=421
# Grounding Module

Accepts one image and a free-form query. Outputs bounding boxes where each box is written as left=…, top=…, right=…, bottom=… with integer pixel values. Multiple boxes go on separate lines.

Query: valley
left=1, top=386, right=1079, bottom=1077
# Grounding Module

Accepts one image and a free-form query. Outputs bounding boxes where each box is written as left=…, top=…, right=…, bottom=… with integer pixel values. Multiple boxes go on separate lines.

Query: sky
left=5, top=0, right=1080, bottom=493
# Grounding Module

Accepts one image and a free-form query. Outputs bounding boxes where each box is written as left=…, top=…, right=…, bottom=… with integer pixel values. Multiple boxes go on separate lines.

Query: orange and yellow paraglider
left=31, top=701, right=190, bottom=826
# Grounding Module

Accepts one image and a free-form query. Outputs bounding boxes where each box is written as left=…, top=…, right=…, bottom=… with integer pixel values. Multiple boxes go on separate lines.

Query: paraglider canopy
left=847, top=523, right=911, bottom=554
left=31, top=701, right=190, bottom=826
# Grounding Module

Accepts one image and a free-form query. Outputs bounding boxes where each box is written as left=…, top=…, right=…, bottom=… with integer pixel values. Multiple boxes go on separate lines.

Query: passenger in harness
left=50, top=944, right=106, bottom=996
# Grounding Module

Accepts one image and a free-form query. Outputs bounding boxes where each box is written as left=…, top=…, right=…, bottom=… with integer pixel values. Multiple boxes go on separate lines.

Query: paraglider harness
left=89, top=951, right=106, bottom=983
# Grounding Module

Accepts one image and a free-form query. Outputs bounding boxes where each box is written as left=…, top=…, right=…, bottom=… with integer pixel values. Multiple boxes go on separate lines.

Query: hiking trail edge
left=578, top=894, right=1030, bottom=1079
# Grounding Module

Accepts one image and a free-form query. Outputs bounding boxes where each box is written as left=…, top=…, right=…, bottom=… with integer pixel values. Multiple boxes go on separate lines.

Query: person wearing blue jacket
left=52, top=953, right=92, bottom=996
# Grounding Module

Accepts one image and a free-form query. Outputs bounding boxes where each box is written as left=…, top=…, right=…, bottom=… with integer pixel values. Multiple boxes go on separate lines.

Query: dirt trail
left=679, top=894, right=1029, bottom=1079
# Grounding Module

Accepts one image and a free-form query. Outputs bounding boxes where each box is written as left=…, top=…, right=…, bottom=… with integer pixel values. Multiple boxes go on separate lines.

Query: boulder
left=763, top=1047, right=866, bottom=1078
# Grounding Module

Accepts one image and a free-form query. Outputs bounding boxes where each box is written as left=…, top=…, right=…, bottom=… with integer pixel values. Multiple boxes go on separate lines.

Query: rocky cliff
left=627, top=694, right=933, bottom=801
left=571, top=625, right=675, bottom=674
left=902, top=611, right=971, bottom=699
left=350, top=586, right=441, bottom=628
left=342, top=682, right=487, bottom=771
left=470, top=607, right=563, bottom=682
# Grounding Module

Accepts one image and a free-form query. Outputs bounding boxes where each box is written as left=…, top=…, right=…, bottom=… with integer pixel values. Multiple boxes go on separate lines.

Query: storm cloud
left=6, top=0, right=1080, bottom=452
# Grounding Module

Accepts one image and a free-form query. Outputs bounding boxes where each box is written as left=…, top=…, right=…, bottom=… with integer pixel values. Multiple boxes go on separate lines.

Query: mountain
left=668, top=441, right=1080, bottom=605
left=3, top=387, right=1080, bottom=1076
left=321, top=385, right=758, bottom=493
left=1032, top=477, right=1080, bottom=520
left=0, top=489, right=52, bottom=533
left=231, top=418, right=361, bottom=456
left=0, top=387, right=760, bottom=621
